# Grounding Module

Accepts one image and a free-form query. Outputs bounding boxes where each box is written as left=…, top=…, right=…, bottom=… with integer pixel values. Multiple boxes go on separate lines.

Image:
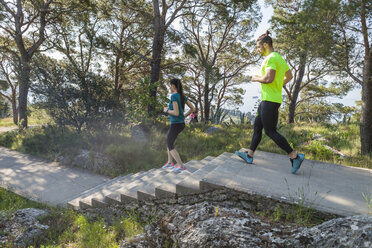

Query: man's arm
left=252, top=69, right=276, bottom=84
left=283, top=70, right=293, bottom=86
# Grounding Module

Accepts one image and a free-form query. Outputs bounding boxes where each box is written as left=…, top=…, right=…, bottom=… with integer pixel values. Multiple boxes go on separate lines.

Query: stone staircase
left=68, top=153, right=231, bottom=210
left=68, top=150, right=372, bottom=217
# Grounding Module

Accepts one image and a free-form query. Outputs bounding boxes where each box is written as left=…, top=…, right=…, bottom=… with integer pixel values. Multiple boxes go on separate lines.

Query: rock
left=73, top=149, right=91, bottom=166
left=122, top=201, right=372, bottom=248
left=131, top=125, right=147, bottom=143
left=0, top=208, right=49, bottom=247
left=206, top=126, right=220, bottom=135
left=312, top=134, right=328, bottom=142
left=71, top=150, right=115, bottom=173
left=323, top=145, right=348, bottom=159
left=290, top=215, right=372, bottom=247
left=125, top=202, right=294, bottom=248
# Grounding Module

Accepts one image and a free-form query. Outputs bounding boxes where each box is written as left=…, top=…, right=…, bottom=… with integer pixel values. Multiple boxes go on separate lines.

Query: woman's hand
left=163, top=107, right=169, bottom=113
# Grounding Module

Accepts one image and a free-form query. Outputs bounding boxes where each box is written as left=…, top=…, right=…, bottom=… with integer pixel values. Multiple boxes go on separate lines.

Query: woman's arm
left=163, top=101, right=179, bottom=116
left=184, top=100, right=195, bottom=117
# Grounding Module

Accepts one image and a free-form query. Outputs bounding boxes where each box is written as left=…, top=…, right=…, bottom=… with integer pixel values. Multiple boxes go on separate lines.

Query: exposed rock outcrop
left=122, top=202, right=372, bottom=248
left=0, top=208, right=49, bottom=247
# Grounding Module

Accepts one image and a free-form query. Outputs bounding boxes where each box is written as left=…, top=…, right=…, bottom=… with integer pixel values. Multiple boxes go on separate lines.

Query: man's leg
left=261, top=101, right=294, bottom=155
left=247, top=107, right=263, bottom=157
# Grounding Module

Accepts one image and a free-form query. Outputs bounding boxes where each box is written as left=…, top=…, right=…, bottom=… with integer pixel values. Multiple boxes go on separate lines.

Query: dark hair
left=170, top=78, right=185, bottom=110
left=257, top=30, right=273, bottom=48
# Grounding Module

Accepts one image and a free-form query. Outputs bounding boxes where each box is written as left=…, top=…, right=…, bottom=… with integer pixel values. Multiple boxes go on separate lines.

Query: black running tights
left=167, top=123, right=185, bottom=150
left=250, top=101, right=293, bottom=154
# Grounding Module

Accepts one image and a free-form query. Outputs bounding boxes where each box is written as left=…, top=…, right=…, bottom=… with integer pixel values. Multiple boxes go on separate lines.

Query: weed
left=362, top=192, right=372, bottom=215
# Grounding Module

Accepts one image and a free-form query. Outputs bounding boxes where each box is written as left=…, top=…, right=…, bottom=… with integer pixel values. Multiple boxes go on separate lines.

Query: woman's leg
left=166, top=123, right=185, bottom=165
left=167, top=149, right=174, bottom=164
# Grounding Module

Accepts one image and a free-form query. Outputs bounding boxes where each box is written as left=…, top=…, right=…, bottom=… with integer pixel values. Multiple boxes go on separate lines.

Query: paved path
left=202, top=150, right=372, bottom=216
left=0, top=147, right=109, bottom=206
left=0, top=126, right=18, bottom=133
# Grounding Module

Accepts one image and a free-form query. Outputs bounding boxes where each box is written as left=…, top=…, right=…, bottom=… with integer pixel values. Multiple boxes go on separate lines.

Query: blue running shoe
left=291, top=153, right=305, bottom=174
left=235, top=151, right=253, bottom=164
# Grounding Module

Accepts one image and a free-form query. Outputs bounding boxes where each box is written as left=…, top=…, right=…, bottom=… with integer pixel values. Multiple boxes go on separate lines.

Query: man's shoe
left=291, top=153, right=305, bottom=174
left=235, top=151, right=253, bottom=164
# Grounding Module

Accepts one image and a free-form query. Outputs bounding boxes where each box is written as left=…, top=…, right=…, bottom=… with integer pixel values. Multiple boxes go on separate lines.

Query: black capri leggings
left=250, top=101, right=293, bottom=154
left=167, top=123, right=185, bottom=150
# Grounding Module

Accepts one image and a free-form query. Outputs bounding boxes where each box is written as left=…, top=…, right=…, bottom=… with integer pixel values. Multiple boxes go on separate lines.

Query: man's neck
left=264, top=48, right=274, bottom=56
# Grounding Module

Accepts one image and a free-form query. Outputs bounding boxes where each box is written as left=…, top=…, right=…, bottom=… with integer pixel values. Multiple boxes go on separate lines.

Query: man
left=235, top=31, right=305, bottom=174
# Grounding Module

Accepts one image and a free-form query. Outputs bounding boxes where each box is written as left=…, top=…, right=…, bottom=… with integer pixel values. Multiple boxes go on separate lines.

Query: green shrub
left=0, top=130, right=18, bottom=148
left=0, top=188, right=45, bottom=214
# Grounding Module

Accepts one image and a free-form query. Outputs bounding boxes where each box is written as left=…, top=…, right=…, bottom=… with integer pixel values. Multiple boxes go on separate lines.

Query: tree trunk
left=360, top=45, right=372, bottom=155
left=12, top=91, right=18, bottom=125
left=148, top=6, right=165, bottom=117
left=18, top=60, right=31, bottom=128
left=203, top=66, right=211, bottom=122
left=360, top=0, right=372, bottom=155
left=288, top=53, right=307, bottom=123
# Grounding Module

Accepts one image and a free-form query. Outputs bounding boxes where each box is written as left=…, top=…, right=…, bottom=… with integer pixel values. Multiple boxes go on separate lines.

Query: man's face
left=256, top=41, right=267, bottom=56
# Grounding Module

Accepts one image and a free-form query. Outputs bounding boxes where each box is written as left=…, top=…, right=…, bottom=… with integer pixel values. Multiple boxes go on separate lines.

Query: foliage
left=181, top=0, right=260, bottom=120
left=0, top=97, right=9, bottom=118
left=126, top=77, right=168, bottom=123
left=31, top=55, right=118, bottom=132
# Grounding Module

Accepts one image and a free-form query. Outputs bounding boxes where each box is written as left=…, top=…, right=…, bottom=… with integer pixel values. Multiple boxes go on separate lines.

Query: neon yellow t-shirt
left=260, top=52, right=290, bottom=104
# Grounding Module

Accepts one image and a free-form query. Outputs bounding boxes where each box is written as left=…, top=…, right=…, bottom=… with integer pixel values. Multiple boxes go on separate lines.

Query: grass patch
left=0, top=188, right=46, bottom=216
left=0, top=189, right=148, bottom=247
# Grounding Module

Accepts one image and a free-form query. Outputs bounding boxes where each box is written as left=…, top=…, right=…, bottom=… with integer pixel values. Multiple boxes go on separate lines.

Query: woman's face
left=169, top=83, right=177, bottom=93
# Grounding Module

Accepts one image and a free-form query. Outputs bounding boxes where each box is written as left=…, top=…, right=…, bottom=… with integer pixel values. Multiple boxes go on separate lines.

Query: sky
left=237, top=0, right=361, bottom=114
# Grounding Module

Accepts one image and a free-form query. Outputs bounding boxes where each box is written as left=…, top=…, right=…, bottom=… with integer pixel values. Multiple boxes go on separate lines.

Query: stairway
left=68, top=153, right=231, bottom=209
left=68, top=149, right=372, bottom=216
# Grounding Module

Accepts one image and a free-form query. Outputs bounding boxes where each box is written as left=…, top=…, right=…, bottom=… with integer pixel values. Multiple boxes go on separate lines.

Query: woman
left=163, top=78, right=195, bottom=173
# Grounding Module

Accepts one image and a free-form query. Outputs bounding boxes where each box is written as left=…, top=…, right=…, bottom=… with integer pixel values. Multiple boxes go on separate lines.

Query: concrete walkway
left=202, top=150, right=372, bottom=216
left=0, top=147, right=109, bottom=206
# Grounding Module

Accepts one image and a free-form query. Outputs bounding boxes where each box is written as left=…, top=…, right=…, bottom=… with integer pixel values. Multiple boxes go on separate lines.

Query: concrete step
left=155, top=158, right=215, bottom=198
left=77, top=170, right=152, bottom=209
left=203, top=156, right=215, bottom=161
left=81, top=169, right=167, bottom=209
left=104, top=158, right=211, bottom=205
left=133, top=170, right=194, bottom=202
left=175, top=152, right=233, bottom=195
left=137, top=170, right=192, bottom=201
left=136, top=157, right=214, bottom=200
left=67, top=172, right=135, bottom=209
left=184, top=158, right=213, bottom=173
left=104, top=168, right=170, bottom=205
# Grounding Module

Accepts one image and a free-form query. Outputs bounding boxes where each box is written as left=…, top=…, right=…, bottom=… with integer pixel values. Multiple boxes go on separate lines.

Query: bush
left=0, top=130, right=18, bottom=148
